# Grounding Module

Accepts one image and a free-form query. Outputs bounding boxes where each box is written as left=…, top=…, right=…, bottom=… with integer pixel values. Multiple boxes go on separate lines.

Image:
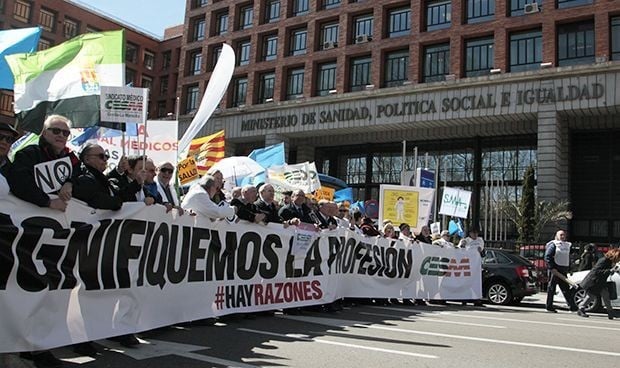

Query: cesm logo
left=420, top=256, right=471, bottom=277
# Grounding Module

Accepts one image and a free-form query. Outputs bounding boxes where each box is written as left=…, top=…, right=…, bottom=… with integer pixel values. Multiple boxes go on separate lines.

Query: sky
left=73, top=0, right=187, bottom=39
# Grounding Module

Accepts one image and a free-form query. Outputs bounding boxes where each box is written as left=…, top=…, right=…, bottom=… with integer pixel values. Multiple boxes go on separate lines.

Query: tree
left=502, top=165, right=572, bottom=243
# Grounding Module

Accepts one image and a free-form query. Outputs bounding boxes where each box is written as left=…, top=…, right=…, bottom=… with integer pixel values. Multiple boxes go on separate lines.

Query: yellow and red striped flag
left=187, top=130, right=225, bottom=175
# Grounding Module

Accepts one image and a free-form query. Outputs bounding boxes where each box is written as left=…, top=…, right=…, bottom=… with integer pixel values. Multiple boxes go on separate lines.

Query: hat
left=282, top=190, right=293, bottom=196
left=399, top=223, right=410, bottom=231
left=0, top=123, right=18, bottom=137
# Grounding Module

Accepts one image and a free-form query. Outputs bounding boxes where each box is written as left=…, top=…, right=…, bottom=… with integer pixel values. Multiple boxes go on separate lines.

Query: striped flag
left=0, top=27, right=41, bottom=90
left=187, top=130, right=225, bottom=175
left=6, top=30, right=124, bottom=133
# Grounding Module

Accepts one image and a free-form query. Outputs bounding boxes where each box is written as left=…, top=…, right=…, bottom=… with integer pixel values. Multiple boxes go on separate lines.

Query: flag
left=0, top=27, right=41, bottom=90
left=187, top=130, right=225, bottom=175
left=6, top=30, right=125, bottom=133
left=8, top=132, right=38, bottom=160
left=70, top=123, right=139, bottom=147
left=248, top=142, right=285, bottom=169
left=334, top=187, right=354, bottom=203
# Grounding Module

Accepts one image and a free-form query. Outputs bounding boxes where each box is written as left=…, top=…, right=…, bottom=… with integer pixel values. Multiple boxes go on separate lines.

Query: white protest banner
left=292, top=223, right=318, bottom=257
left=439, top=187, right=472, bottom=219
left=0, top=193, right=481, bottom=353
left=100, top=86, right=148, bottom=123
left=378, top=184, right=435, bottom=235
left=430, top=221, right=441, bottom=235
left=267, top=162, right=321, bottom=193
left=33, top=156, right=72, bottom=193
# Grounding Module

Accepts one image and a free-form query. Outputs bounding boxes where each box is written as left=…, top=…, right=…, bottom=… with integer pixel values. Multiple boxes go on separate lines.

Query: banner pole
left=401, top=140, right=406, bottom=185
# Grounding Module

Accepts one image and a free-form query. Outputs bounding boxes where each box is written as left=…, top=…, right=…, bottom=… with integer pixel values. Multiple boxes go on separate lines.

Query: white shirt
left=548, top=240, right=571, bottom=267
left=156, top=177, right=179, bottom=206
left=458, top=236, right=485, bottom=251
left=432, top=238, right=454, bottom=248
left=181, top=183, right=235, bottom=219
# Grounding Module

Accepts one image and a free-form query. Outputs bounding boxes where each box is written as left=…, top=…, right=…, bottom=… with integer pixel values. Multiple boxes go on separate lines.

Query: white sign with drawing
left=439, top=187, right=472, bottom=219
left=33, top=157, right=72, bottom=193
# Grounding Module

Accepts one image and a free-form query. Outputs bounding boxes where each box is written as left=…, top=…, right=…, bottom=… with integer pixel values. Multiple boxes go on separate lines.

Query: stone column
left=265, top=133, right=289, bottom=162
left=296, top=145, right=315, bottom=164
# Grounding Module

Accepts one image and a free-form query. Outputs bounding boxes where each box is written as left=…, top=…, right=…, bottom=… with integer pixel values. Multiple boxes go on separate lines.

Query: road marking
left=359, top=311, right=506, bottom=329
left=97, top=338, right=257, bottom=367
left=279, top=315, right=620, bottom=357
left=436, top=312, right=620, bottom=331
left=556, top=317, right=618, bottom=324
left=238, top=328, right=438, bottom=359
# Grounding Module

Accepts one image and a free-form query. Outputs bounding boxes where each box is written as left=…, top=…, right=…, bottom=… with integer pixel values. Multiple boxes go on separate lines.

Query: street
left=6, top=293, right=620, bottom=368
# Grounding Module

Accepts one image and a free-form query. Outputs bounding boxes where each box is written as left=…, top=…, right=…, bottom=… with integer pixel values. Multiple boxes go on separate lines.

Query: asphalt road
left=6, top=293, right=620, bottom=368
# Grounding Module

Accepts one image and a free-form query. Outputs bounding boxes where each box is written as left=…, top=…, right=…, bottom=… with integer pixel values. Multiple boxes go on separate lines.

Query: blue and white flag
left=248, top=142, right=286, bottom=169
left=0, top=27, right=41, bottom=90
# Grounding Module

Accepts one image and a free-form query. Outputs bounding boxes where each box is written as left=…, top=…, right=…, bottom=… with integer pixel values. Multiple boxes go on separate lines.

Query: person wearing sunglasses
left=72, top=143, right=122, bottom=211
left=155, top=162, right=183, bottom=214
left=0, top=122, right=19, bottom=199
left=8, top=115, right=79, bottom=212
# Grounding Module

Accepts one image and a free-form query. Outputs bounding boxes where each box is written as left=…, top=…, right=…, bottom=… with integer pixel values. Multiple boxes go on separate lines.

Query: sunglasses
left=87, top=153, right=109, bottom=160
left=339, top=209, right=348, bottom=212
left=0, top=134, right=16, bottom=144
left=160, top=168, right=174, bottom=174
left=47, top=127, right=71, bottom=137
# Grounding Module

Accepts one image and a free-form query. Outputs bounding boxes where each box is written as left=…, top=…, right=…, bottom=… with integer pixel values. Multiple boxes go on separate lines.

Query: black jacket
left=314, top=210, right=337, bottom=229
left=580, top=257, right=613, bottom=294
left=112, top=173, right=153, bottom=203
left=579, top=251, right=596, bottom=271
left=278, top=203, right=314, bottom=224
left=8, top=139, right=80, bottom=207
left=73, top=164, right=123, bottom=210
left=231, top=198, right=261, bottom=223
left=254, top=199, right=282, bottom=223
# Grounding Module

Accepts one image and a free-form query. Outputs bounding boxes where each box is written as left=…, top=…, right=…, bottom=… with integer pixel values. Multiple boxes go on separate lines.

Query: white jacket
left=181, top=183, right=235, bottom=219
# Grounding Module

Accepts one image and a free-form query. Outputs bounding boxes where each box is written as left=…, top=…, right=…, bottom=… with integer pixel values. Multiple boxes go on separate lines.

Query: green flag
left=6, top=30, right=125, bottom=133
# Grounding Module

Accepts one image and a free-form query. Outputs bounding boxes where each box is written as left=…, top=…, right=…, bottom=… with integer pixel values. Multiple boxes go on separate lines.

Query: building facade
left=0, top=0, right=182, bottom=124
left=177, top=0, right=620, bottom=243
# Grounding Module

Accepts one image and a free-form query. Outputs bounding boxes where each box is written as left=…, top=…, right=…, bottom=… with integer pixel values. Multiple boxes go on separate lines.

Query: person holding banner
left=73, top=143, right=122, bottom=210
left=9, top=115, right=79, bottom=212
left=155, top=162, right=183, bottom=214
left=255, top=183, right=286, bottom=224
left=182, top=175, right=236, bottom=219
left=416, top=225, right=433, bottom=244
left=231, top=185, right=266, bottom=223
left=279, top=189, right=314, bottom=224
left=0, top=122, right=19, bottom=198
left=115, top=155, right=155, bottom=205
left=314, top=200, right=338, bottom=230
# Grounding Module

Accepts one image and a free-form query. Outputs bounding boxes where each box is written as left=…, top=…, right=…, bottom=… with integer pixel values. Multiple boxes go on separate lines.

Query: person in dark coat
left=9, top=114, right=80, bottom=212
left=579, top=243, right=596, bottom=271
left=254, top=183, right=285, bottom=223
left=314, top=200, right=338, bottom=229
left=577, top=248, right=620, bottom=320
left=231, top=185, right=265, bottom=223
left=114, top=155, right=155, bottom=205
left=278, top=189, right=314, bottom=224
left=0, top=122, right=19, bottom=197
left=73, top=143, right=123, bottom=210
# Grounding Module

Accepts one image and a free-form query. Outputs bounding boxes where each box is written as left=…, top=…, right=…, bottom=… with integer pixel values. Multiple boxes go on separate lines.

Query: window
left=557, top=0, right=591, bottom=9
left=13, top=0, right=31, bottom=23
left=141, top=76, right=153, bottom=90
left=240, top=5, right=253, bottom=30
left=316, top=61, right=337, bottom=96
left=212, top=45, right=223, bottom=68
left=63, top=17, right=79, bottom=39
left=144, top=51, right=155, bottom=70
left=265, top=0, right=280, bottom=23
left=39, top=8, right=56, bottom=32
left=286, top=68, right=305, bottom=99
left=353, top=14, right=373, bottom=42
left=349, top=56, right=371, bottom=91
left=388, top=8, right=410, bottom=37
left=0, top=92, right=12, bottom=115
left=193, top=18, right=206, bottom=41
left=162, top=51, right=171, bottom=70
left=126, top=68, right=136, bottom=85
left=193, top=0, right=208, bottom=7
left=290, top=28, right=307, bottom=55
left=344, top=155, right=367, bottom=184
left=509, top=29, right=542, bottom=72
left=189, top=49, right=203, bottom=75
left=292, top=0, right=309, bottom=16
left=262, top=35, right=278, bottom=61
left=384, top=49, right=409, bottom=87
left=426, top=0, right=451, bottom=31
left=423, top=43, right=450, bottom=82
left=258, top=72, right=275, bottom=103
left=186, top=85, right=200, bottom=113
left=466, top=0, right=494, bottom=23
left=157, top=101, right=167, bottom=118
left=557, top=21, right=594, bottom=67
left=238, top=41, right=251, bottom=65
left=509, top=0, right=541, bottom=17
left=126, top=43, right=138, bottom=63
left=232, top=77, right=248, bottom=107
left=465, top=37, right=494, bottom=77
left=612, top=17, right=620, bottom=61
left=38, top=38, right=52, bottom=51
left=160, top=77, right=169, bottom=94
left=321, top=0, right=341, bottom=10
left=320, top=22, right=339, bottom=49
left=216, top=12, right=228, bottom=35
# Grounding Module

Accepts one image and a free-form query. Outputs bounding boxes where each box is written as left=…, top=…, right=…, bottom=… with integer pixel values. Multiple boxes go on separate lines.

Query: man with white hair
left=155, top=161, right=183, bottom=214
left=182, top=175, right=236, bottom=219
left=231, top=185, right=266, bottom=223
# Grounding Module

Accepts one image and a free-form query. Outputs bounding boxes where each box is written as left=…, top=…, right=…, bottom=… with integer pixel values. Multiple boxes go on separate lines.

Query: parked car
left=482, top=249, right=539, bottom=305
left=553, top=264, right=620, bottom=312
